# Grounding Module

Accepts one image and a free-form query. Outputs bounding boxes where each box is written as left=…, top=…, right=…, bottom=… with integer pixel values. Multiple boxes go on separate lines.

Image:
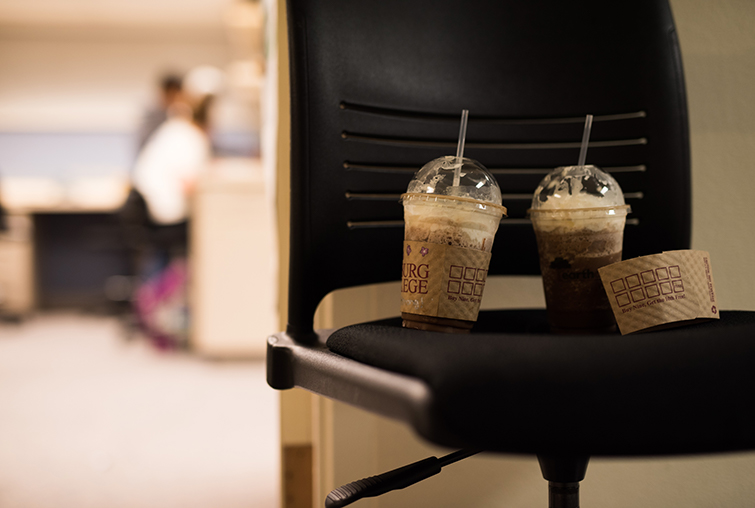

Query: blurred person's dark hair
left=161, top=74, right=183, bottom=94
left=182, top=66, right=224, bottom=130
left=192, top=95, right=214, bottom=131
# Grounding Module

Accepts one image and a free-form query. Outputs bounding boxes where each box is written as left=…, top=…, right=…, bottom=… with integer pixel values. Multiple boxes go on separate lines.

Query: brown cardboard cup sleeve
left=401, top=241, right=490, bottom=322
left=598, top=250, right=719, bottom=334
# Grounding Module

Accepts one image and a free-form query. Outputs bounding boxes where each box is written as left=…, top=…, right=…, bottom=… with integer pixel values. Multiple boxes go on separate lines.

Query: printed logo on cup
left=401, top=241, right=491, bottom=322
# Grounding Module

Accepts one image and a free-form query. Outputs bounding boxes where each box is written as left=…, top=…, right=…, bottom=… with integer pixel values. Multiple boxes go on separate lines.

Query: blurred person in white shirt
left=133, top=65, right=223, bottom=228
left=132, top=99, right=211, bottom=227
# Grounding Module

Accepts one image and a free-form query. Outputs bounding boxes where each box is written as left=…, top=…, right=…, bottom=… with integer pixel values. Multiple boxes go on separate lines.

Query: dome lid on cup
left=531, top=165, right=625, bottom=210
left=406, top=155, right=503, bottom=206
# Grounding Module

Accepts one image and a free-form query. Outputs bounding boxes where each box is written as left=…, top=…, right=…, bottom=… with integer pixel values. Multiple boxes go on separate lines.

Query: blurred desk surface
left=0, top=175, right=130, bottom=214
left=0, top=175, right=131, bottom=314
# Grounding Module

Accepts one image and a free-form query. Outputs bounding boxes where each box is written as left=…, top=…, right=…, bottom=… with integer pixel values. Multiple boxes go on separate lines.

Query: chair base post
left=548, top=481, right=580, bottom=508
left=537, top=455, right=590, bottom=508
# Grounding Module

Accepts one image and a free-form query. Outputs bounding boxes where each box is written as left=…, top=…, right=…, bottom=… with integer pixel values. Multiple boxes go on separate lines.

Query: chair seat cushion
left=327, top=310, right=755, bottom=456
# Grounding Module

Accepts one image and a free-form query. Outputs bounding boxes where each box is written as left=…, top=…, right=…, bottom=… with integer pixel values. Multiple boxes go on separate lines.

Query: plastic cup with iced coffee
left=400, top=155, right=507, bottom=333
left=528, top=164, right=630, bottom=333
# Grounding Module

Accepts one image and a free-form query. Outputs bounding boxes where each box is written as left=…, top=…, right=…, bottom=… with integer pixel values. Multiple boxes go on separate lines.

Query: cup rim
left=401, top=192, right=507, bottom=216
left=527, top=204, right=631, bottom=219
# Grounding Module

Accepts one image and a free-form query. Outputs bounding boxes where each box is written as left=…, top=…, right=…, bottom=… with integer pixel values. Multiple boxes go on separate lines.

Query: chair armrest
left=267, top=331, right=435, bottom=433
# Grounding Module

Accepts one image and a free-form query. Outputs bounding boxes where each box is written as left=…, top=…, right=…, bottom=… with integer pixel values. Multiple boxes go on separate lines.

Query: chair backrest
left=285, top=0, right=690, bottom=342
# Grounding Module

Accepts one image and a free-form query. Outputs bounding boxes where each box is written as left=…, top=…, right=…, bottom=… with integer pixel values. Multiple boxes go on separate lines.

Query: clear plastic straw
left=454, top=109, right=469, bottom=186
left=577, top=114, right=593, bottom=167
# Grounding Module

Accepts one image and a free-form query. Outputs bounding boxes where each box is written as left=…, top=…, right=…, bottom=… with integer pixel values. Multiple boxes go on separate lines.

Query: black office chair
left=117, top=187, right=189, bottom=279
left=268, top=0, right=755, bottom=506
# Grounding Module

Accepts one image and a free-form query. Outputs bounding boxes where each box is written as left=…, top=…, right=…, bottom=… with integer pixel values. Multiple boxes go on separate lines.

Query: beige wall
left=276, top=0, right=755, bottom=506
left=676, top=0, right=755, bottom=311
left=0, top=25, right=230, bottom=132
left=0, top=0, right=263, bottom=135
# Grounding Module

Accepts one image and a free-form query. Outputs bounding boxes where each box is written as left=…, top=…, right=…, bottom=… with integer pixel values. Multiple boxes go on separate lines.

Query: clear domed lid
left=406, top=155, right=502, bottom=205
left=531, top=165, right=625, bottom=210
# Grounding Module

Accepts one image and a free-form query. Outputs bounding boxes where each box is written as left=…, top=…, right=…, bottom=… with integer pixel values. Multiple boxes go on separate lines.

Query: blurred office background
left=2, top=0, right=755, bottom=508
left=0, top=0, right=280, bottom=506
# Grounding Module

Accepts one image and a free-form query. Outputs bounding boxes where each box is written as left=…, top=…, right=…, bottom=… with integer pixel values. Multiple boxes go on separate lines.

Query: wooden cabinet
left=190, top=158, right=278, bottom=358
left=0, top=214, right=35, bottom=318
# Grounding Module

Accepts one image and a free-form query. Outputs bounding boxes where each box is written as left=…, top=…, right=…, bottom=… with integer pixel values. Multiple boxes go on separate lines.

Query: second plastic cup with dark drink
left=529, top=165, right=630, bottom=333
